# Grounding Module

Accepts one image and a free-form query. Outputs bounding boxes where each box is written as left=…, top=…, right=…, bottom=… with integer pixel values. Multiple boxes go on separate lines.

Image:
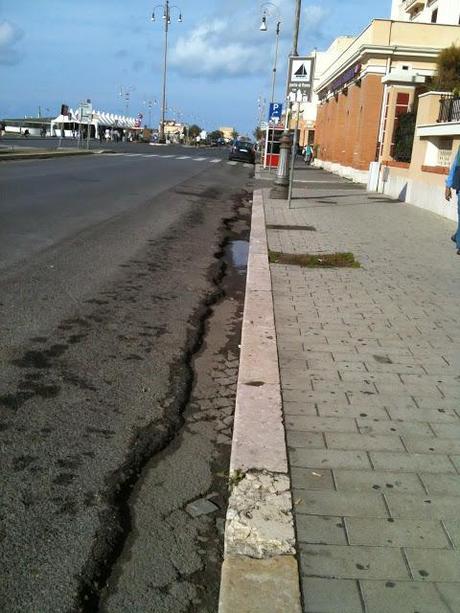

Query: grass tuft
left=269, top=251, right=360, bottom=268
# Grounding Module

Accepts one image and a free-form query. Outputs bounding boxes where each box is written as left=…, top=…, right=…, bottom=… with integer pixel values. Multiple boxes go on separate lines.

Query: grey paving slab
left=325, top=432, right=405, bottom=452
left=291, top=467, right=335, bottom=491
left=290, top=448, right=371, bottom=470
left=333, top=469, right=425, bottom=494
left=370, top=451, right=456, bottom=473
left=302, top=577, right=364, bottom=613
left=420, top=473, right=460, bottom=496
left=443, top=520, right=460, bottom=547
left=294, top=491, right=387, bottom=518
left=405, top=548, right=460, bottom=582
left=286, top=431, right=325, bottom=449
left=285, top=415, right=358, bottom=433
left=357, top=418, right=433, bottom=437
left=264, top=166, right=460, bottom=612
left=345, top=517, right=450, bottom=548
left=360, top=580, right=455, bottom=613
left=385, top=493, right=460, bottom=520
left=299, top=544, right=410, bottom=580
left=296, top=515, right=348, bottom=545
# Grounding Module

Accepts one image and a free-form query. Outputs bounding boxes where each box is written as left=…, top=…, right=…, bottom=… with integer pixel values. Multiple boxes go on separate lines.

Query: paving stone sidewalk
left=263, top=166, right=460, bottom=613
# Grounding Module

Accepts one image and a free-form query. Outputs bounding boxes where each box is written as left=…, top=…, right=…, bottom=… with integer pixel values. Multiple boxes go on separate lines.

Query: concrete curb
left=0, top=150, right=94, bottom=161
left=219, top=189, right=302, bottom=612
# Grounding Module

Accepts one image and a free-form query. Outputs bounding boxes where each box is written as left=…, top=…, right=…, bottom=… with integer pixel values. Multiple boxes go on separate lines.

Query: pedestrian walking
left=302, top=144, right=314, bottom=165
left=445, top=145, right=460, bottom=255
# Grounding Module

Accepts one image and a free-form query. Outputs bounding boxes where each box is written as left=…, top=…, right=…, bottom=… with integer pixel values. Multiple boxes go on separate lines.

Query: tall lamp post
left=260, top=2, right=281, bottom=171
left=151, top=1, right=183, bottom=144
left=271, top=0, right=302, bottom=199
left=259, top=3, right=281, bottom=106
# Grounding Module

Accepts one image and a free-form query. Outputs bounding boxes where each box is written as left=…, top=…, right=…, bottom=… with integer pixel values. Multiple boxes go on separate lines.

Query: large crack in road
left=0, top=165, right=252, bottom=612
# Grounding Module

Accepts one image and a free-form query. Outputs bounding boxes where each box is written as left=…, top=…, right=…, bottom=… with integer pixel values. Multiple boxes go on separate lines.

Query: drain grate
left=266, top=224, right=316, bottom=231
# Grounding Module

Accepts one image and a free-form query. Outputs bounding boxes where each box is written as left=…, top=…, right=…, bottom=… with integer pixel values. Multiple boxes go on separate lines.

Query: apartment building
left=314, top=17, right=460, bottom=182
left=391, top=0, right=460, bottom=25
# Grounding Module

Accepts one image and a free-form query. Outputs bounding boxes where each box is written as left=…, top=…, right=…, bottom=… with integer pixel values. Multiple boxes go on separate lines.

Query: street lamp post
left=259, top=3, right=281, bottom=172
left=151, top=1, right=182, bottom=144
left=271, top=0, right=302, bottom=199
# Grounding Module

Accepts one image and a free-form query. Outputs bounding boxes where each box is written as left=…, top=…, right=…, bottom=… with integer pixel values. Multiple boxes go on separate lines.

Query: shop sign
left=330, top=63, right=361, bottom=93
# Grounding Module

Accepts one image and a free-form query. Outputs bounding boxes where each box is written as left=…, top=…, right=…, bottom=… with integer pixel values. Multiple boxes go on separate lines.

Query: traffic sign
left=268, top=102, right=283, bottom=122
left=80, top=101, right=93, bottom=122
left=286, top=56, right=314, bottom=102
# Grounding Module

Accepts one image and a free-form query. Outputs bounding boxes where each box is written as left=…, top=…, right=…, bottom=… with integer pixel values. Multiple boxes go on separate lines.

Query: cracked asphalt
left=0, top=153, right=252, bottom=612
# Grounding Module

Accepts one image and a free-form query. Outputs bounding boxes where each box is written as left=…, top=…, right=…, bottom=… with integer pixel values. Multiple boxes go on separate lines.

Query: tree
left=209, top=129, right=223, bottom=140
left=433, top=45, right=460, bottom=94
left=188, top=124, right=201, bottom=138
left=253, top=127, right=263, bottom=141
left=232, top=129, right=239, bottom=140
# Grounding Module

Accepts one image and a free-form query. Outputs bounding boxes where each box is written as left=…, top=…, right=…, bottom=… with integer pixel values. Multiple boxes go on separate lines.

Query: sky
left=0, top=0, right=392, bottom=135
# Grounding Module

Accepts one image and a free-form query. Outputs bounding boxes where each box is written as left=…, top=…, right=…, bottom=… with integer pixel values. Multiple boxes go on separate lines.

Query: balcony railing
left=402, top=0, right=424, bottom=10
left=438, top=96, right=460, bottom=123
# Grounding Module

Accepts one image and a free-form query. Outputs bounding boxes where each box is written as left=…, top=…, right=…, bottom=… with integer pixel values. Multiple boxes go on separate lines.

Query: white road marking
left=243, top=163, right=254, bottom=168
left=227, top=161, right=238, bottom=166
left=210, top=158, right=222, bottom=163
left=192, top=157, right=207, bottom=162
left=175, top=155, right=191, bottom=159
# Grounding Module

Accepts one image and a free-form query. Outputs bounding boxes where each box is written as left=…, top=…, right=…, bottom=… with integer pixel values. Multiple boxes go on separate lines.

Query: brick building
left=314, top=15, right=460, bottom=182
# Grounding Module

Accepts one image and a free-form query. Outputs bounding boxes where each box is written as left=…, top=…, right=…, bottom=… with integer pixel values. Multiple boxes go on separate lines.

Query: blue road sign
left=268, top=102, right=283, bottom=122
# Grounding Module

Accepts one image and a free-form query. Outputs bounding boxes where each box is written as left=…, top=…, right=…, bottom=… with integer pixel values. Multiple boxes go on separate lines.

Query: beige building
left=313, top=19, right=460, bottom=183
left=219, top=127, right=235, bottom=142
left=377, top=91, right=459, bottom=221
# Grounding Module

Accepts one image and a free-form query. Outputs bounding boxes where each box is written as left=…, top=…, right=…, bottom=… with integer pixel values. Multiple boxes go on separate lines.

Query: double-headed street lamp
left=271, top=0, right=302, bottom=199
left=151, top=1, right=183, bottom=143
left=259, top=2, right=281, bottom=105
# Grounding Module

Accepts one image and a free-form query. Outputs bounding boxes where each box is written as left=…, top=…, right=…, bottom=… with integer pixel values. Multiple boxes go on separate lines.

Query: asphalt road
left=0, top=150, right=252, bottom=611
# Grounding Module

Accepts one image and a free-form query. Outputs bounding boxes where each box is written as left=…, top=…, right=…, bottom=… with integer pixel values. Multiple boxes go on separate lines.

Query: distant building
left=391, top=0, right=459, bottom=24
left=219, top=127, right=235, bottom=141
left=163, top=120, right=186, bottom=143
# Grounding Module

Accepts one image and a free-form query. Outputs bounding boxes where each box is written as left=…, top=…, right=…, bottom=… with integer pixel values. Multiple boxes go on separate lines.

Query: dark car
left=228, top=140, right=255, bottom=164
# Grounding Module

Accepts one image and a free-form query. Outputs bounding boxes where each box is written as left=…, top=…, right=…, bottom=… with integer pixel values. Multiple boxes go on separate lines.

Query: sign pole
left=288, top=98, right=302, bottom=209
left=263, top=124, right=270, bottom=169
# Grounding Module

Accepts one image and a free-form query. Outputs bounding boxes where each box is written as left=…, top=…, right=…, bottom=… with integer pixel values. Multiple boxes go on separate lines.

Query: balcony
left=402, top=0, right=425, bottom=11
left=438, top=95, right=460, bottom=123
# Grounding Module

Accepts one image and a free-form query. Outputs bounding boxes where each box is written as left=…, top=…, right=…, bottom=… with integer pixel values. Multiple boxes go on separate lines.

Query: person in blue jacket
left=445, top=145, right=460, bottom=255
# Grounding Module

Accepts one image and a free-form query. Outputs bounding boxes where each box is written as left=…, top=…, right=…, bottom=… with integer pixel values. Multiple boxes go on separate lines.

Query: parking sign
left=268, top=102, right=283, bottom=122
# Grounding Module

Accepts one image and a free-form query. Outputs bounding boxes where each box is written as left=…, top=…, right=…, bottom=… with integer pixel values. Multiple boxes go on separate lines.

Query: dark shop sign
left=329, top=63, right=362, bottom=93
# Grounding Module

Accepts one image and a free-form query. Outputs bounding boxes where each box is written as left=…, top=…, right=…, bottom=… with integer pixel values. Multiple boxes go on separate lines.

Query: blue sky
left=0, top=0, right=391, bottom=134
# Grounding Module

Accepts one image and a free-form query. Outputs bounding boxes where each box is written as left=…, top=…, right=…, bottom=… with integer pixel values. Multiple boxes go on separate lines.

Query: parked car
left=228, top=140, right=255, bottom=164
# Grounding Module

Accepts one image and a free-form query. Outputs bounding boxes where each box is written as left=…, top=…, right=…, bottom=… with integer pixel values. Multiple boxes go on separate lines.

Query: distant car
left=228, top=140, right=255, bottom=164
left=210, top=139, right=218, bottom=147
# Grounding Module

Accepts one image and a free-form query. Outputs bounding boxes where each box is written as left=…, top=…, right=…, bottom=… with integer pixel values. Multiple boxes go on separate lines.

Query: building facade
left=314, top=19, right=460, bottom=182
left=391, top=0, right=460, bottom=25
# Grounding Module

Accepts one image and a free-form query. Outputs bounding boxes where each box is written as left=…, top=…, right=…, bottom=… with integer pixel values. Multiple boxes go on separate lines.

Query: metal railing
left=438, top=96, right=460, bottom=123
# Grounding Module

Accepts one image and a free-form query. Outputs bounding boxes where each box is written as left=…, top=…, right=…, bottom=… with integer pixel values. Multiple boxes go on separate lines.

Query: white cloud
left=170, top=18, right=267, bottom=79
left=169, top=3, right=329, bottom=80
left=0, top=20, right=24, bottom=66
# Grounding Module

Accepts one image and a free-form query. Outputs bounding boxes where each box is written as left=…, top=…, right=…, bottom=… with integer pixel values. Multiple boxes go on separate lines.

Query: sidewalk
left=265, top=166, right=460, bottom=612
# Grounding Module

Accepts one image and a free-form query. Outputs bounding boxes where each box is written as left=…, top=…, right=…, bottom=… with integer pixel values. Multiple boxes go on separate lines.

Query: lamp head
left=260, top=15, right=267, bottom=31
left=178, top=13, right=183, bottom=22
left=151, top=11, right=155, bottom=21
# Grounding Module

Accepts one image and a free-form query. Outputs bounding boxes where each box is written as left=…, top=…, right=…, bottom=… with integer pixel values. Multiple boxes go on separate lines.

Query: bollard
left=270, top=131, right=291, bottom=199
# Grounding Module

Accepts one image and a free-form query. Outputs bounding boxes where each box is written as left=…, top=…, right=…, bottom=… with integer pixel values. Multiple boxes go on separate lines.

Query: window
left=431, top=8, right=438, bottom=22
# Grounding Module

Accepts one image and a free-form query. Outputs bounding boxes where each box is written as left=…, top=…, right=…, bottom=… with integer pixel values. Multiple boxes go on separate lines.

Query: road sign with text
left=268, top=102, right=283, bottom=122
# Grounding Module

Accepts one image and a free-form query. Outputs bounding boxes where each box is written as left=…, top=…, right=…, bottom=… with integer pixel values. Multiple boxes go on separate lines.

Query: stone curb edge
left=218, top=189, right=302, bottom=612
left=0, top=150, right=94, bottom=161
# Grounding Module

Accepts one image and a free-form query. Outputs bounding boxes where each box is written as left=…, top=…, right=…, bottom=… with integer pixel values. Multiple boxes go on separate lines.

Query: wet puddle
left=226, top=240, right=249, bottom=275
